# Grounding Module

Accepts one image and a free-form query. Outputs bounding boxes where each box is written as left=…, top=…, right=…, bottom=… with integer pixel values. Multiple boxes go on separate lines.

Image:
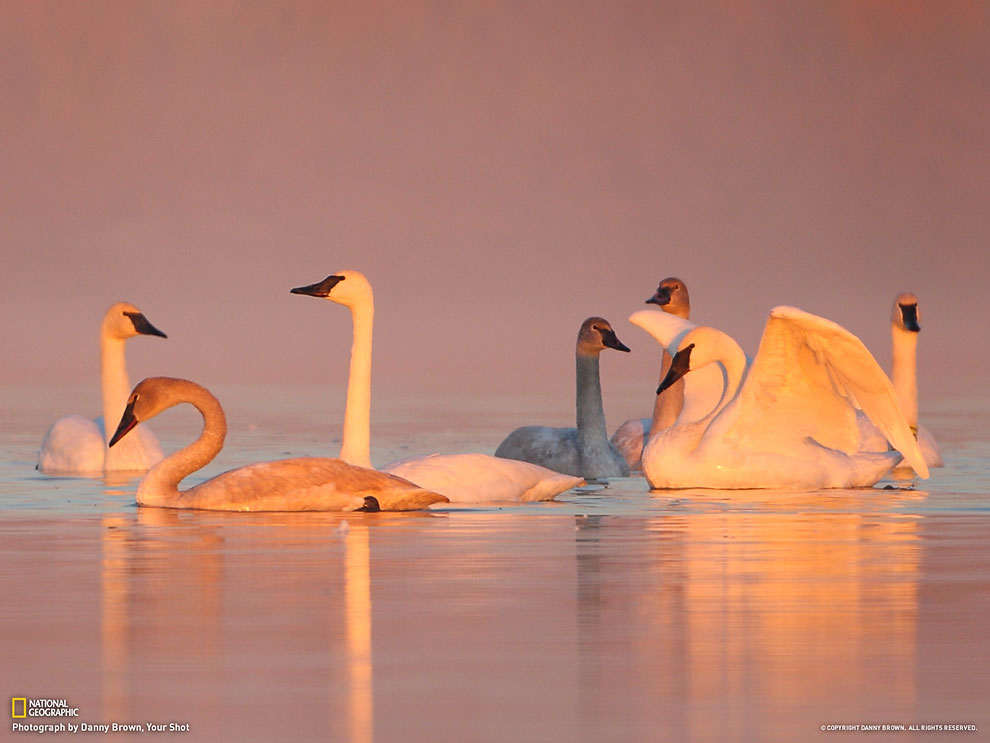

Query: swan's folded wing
left=629, top=309, right=725, bottom=424
left=731, top=306, right=928, bottom=478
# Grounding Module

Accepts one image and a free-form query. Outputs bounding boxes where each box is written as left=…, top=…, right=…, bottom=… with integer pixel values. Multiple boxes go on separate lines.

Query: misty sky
left=2, top=1, right=988, bottom=405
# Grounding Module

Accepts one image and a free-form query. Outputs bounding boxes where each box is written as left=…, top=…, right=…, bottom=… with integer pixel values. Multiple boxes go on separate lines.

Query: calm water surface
left=2, top=385, right=988, bottom=742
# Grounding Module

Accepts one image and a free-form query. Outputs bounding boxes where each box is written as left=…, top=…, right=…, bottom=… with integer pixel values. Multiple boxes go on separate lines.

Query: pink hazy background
left=2, top=1, right=988, bottom=401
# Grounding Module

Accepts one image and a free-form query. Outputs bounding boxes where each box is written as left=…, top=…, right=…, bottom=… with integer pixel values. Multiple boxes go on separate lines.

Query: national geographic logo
left=11, top=698, right=80, bottom=718
left=10, top=697, right=191, bottom=735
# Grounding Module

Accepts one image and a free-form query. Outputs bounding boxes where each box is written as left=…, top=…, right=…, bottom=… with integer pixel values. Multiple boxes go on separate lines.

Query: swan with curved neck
left=38, top=302, right=167, bottom=475
left=109, top=377, right=447, bottom=511
left=290, top=271, right=584, bottom=502
left=494, top=317, right=631, bottom=478
left=639, top=307, right=929, bottom=490
left=611, top=277, right=690, bottom=469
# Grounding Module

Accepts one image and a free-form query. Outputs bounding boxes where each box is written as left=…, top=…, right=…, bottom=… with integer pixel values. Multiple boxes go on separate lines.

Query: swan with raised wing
left=290, top=271, right=584, bottom=503
left=637, top=306, right=929, bottom=490
left=610, top=277, right=691, bottom=470
left=108, top=377, right=448, bottom=511
left=38, top=302, right=167, bottom=475
left=495, top=317, right=631, bottom=479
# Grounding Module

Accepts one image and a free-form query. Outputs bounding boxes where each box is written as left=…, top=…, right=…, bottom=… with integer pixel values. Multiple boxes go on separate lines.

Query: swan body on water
left=38, top=302, right=167, bottom=475
left=637, top=306, right=929, bottom=490
left=109, top=377, right=448, bottom=512
left=858, top=292, right=943, bottom=471
left=290, top=271, right=584, bottom=503
left=383, top=453, right=584, bottom=503
left=611, top=278, right=691, bottom=469
left=495, top=317, right=631, bottom=479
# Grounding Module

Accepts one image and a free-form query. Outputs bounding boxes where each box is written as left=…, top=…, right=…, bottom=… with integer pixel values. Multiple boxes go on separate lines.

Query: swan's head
left=656, top=326, right=730, bottom=394
left=109, top=377, right=198, bottom=447
left=892, top=292, right=921, bottom=333
left=103, top=302, right=167, bottom=340
left=577, top=317, right=630, bottom=356
left=646, top=277, right=690, bottom=319
left=290, top=270, right=373, bottom=309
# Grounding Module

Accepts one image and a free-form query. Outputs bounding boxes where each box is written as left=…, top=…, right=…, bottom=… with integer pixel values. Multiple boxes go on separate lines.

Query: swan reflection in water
left=96, top=487, right=924, bottom=742
left=573, top=488, right=923, bottom=741
left=98, top=510, right=378, bottom=743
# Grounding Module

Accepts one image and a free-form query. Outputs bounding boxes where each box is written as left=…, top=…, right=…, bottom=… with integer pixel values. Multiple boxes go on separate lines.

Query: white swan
left=38, top=302, right=167, bottom=475
left=290, top=271, right=585, bottom=503
left=108, top=377, right=448, bottom=512
left=636, top=306, right=929, bottom=489
left=611, top=277, right=691, bottom=470
left=858, top=292, right=943, bottom=470
left=494, top=317, right=631, bottom=478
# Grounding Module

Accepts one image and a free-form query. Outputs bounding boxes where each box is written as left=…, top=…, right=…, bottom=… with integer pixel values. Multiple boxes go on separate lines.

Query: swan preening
left=38, top=302, right=167, bottom=476
left=290, top=271, right=584, bottom=503
left=858, top=292, right=943, bottom=470
left=633, top=306, right=929, bottom=490
left=109, top=377, right=448, bottom=511
left=494, top=317, right=631, bottom=479
left=611, top=277, right=691, bottom=470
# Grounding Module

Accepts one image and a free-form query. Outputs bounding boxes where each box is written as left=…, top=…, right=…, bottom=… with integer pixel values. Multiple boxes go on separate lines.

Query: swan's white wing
left=629, top=309, right=725, bottom=423
left=728, top=306, right=928, bottom=478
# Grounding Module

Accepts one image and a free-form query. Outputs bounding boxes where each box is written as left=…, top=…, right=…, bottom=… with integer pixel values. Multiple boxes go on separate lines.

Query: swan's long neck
left=575, top=351, right=610, bottom=457
left=100, top=333, right=130, bottom=444
left=891, top=326, right=919, bottom=428
left=700, top=335, right=748, bottom=426
left=649, top=350, right=684, bottom=435
left=137, top=382, right=227, bottom=507
left=340, top=298, right=373, bottom=468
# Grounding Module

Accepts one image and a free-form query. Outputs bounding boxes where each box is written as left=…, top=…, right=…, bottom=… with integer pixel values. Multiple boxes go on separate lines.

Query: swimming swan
left=858, top=292, right=943, bottom=471
left=108, top=377, right=448, bottom=511
left=290, top=271, right=584, bottom=503
left=637, top=306, right=929, bottom=489
left=611, top=277, right=691, bottom=470
left=38, top=302, right=167, bottom=475
left=494, top=317, right=631, bottom=478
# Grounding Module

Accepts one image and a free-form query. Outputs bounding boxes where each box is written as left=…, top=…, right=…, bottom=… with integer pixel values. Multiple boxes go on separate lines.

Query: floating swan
left=858, top=292, right=943, bottom=471
left=108, top=377, right=448, bottom=511
left=636, top=306, right=929, bottom=490
left=290, top=271, right=584, bottom=502
left=494, top=317, right=631, bottom=478
left=38, top=302, right=167, bottom=475
left=611, top=277, right=691, bottom=470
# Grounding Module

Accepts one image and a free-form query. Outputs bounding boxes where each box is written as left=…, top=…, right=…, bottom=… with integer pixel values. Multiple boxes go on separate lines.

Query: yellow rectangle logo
left=12, top=698, right=27, bottom=718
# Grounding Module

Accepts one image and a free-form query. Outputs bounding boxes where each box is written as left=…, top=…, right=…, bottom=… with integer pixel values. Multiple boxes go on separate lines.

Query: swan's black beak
left=291, top=275, right=346, bottom=298
left=124, top=312, right=167, bottom=338
left=657, top=343, right=694, bottom=394
left=108, top=398, right=139, bottom=448
left=601, top=327, right=630, bottom=353
left=899, top=303, right=921, bottom=332
left=356, top=496, right=381, bottom=512
left=646, top=285, right=672, bottom=307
